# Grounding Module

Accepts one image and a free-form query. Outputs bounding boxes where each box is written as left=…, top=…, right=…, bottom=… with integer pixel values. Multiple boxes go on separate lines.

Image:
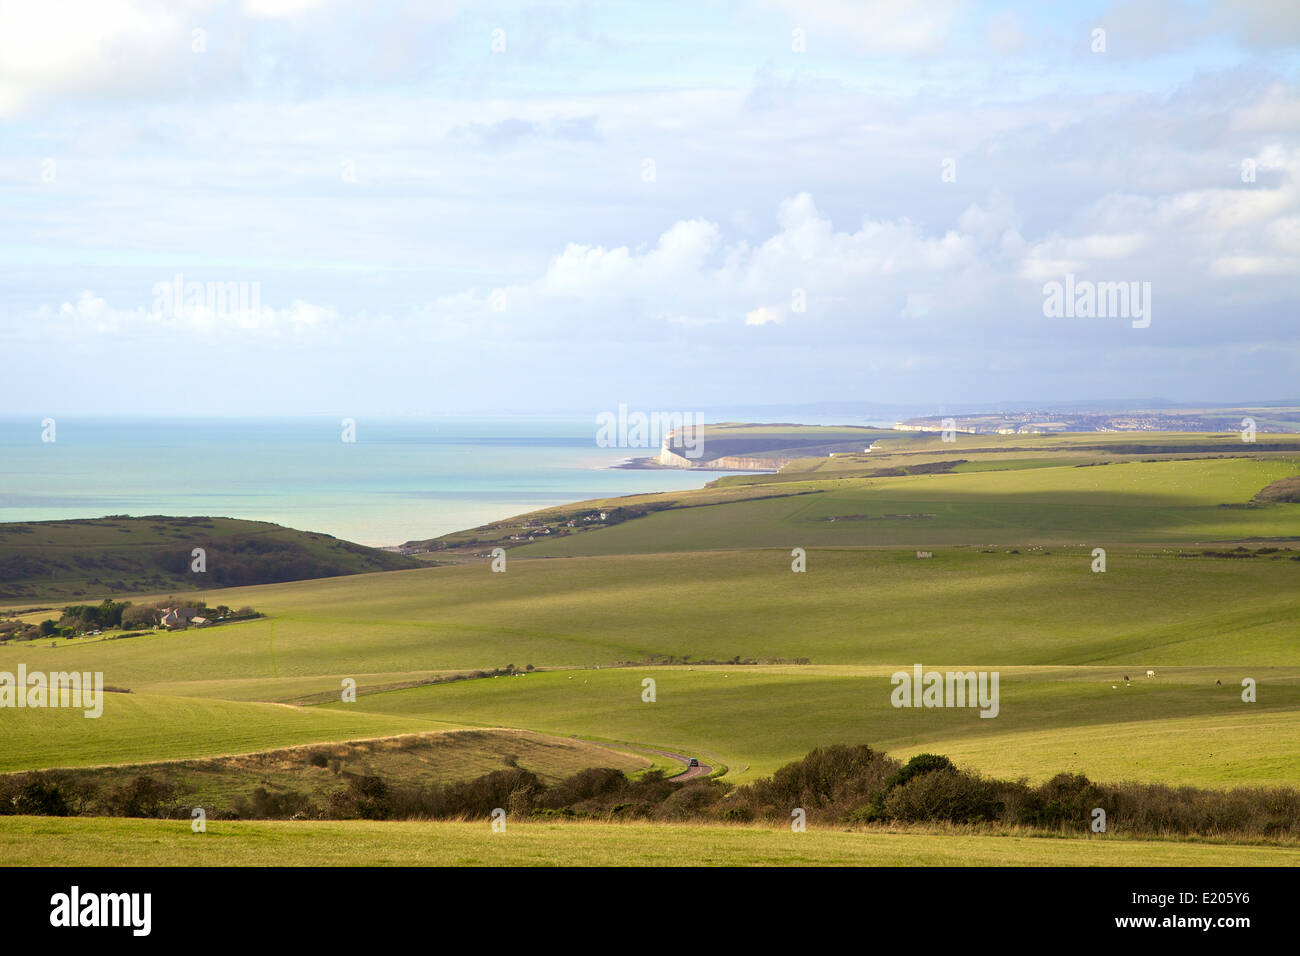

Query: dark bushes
left=535, top=767, right=626, bottom=809
left=3, top=745, right=1299, bottom=842
left=0, top=774, right=71, bottom=816
left=736, top=745, right=898, bottom=822
left=234, top=787, right=316, bottom=820
left=656, top=784, right=717, bottom=821
left=327, top=775, right=392, bottom=819
left=105, top=775, right=177, bottom=818
left=878, top=768, right=1006, bottom=824
left=1025, top=773, right=1116, bottom=831
left=883, top=753, right=954, bottom=791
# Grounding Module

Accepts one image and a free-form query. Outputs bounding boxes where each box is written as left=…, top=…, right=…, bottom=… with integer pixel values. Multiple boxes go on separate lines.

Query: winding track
left=601, top=742, right=712, bottom=780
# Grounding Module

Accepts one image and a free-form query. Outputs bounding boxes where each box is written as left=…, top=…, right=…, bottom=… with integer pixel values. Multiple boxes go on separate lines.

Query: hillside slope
left=0, top=516, right=419, bottom=601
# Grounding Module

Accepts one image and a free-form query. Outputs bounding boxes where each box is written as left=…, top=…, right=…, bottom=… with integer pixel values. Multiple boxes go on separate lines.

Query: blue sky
left=1, top=0, right=1297, bottom=415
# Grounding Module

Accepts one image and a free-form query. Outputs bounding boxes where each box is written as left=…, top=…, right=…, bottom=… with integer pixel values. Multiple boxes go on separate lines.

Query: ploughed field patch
left=1254, top=475, right=1300, bottom=504
left=0, top=729, right=648, bottom=819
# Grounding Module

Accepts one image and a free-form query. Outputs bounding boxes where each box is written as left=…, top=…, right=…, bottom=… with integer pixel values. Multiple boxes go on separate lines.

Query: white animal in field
left=1146, top=669, right=1156, bottom=678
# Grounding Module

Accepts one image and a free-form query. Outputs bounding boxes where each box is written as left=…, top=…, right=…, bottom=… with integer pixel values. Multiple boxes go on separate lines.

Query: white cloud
left=0, top=0, right=210, bottom=116
left=0, top=0, right=466, bottom=116
left=900, top=293, right=935, bottom=319
left=745, top=305, right=785, bottom=326
left=241, top=0, right=326, bottom=17
left=984, top=12, right=1026, bottom=55
left=540, top=219, right=722, bottom=298
left=29, top=289, right=339, bottom=339
left=760, top=0, right=965, bottom=55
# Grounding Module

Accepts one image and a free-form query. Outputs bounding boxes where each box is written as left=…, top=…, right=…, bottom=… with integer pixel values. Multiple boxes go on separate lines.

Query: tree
left=97, top=598, right=127, bottom=628
left=121, top=605, right=158, bottom=630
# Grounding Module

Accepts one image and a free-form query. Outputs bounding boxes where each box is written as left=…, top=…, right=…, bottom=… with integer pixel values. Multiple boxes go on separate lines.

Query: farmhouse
left=159, top=607, right=198, bottom=630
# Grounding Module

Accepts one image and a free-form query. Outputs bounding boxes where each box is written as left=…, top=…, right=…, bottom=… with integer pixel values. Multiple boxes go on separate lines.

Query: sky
left=1, top=0, right=1297, bottom=417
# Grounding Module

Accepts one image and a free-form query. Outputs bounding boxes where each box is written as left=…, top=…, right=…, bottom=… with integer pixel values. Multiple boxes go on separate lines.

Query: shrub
left=338, top=775, right=391, bottom=820
left=106, top=775, right=176, bottom=818
left=1, top=775, right=70, bottom=816
left=880, top=769, right=1005, bottom=824
left=120, top=605, right=158, bottom=629
left=233, top=786, right=316, bottom=819
left=883, top=753, right=955, bottom=792
left=1025, top=773, right=1114, bottom=831
left=655, top=783, right=722, bottom=821
left=439, top=768, right=543, bottom=819
left=740, top=744, right=897, bottom=821
left=719, top=804, right=754, bottom=823
left=536, top=767, right=627, bottom=809
left=531, top=807, right=577, bottom=819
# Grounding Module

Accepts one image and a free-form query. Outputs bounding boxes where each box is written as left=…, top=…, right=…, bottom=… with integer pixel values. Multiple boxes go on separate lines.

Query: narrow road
left=660, top=749, right=713, bottom=780
left=602, top=742, right=712, bottom=780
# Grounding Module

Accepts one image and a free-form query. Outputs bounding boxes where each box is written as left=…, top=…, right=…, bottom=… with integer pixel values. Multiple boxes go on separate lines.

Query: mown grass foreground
left=2, top=816, right=1297, bottom=866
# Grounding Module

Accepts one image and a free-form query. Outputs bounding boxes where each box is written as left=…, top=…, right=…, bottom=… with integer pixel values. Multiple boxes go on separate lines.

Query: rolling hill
left=0, top=515, right=419, bottom=601
left=2, top=428, right=1299, bottom=864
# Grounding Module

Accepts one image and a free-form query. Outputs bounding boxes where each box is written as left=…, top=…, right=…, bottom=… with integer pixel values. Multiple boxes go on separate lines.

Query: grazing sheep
left=1146, top=669, right=1156, bottom=678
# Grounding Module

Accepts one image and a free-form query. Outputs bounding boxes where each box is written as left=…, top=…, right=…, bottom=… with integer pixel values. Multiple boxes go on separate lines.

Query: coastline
left=607, top=455, right=777, bottom=474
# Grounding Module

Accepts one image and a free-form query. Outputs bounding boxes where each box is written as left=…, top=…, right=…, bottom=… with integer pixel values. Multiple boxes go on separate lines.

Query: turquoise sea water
left=0, top=417, right=745, bottom=546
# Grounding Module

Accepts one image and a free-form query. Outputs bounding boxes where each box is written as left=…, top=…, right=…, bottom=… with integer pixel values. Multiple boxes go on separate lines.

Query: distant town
left=895, top=406, right=1300, bottom=435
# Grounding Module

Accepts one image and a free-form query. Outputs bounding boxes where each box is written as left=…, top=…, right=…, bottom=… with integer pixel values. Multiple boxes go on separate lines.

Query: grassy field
left=2, top=433, right=1297, bottom=864
left=0, top=691, right=456, bottom=772
left=319, top=665, right=1300, bottom=786
left=419, top=431, right=1300, bottom=547
left=4, top=547, right=1297, bottom=691
left=3, top=550, right=1297, bottom=787
left=2, top=816, right=1296, bottom=866
left=515, top=457, right=1300, bottom=555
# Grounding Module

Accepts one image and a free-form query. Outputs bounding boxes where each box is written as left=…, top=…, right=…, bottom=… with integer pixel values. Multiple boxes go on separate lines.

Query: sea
left=0, top=416, right=754, bottom=547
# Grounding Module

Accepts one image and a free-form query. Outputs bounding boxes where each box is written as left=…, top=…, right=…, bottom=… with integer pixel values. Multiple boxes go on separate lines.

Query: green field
left=2, top=816, right=1295, bottom=866
left=5, top=547, right=1298, bottom=688
left=319, top=665, right=1300, bottom=785
left=0, top=691, right=453, bottom=772
left=2, top=433, right=1298, bottom=864
left=514, top=457, right=1300, bottom=555
left=3, top=546, right=1296, bottom=788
